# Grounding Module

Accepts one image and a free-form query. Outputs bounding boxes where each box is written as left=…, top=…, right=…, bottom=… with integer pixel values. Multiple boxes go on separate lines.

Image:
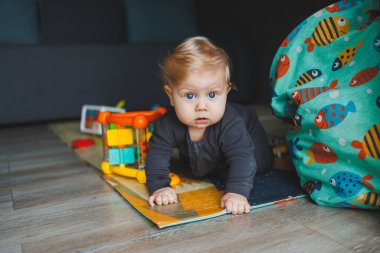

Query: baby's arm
left=221, top=192, right=250, bottom=214
left=145, top=113, right=177, bottom=200
left=148, top=187, right=177, bottom=207
left=219, top=117, right=257, bottom=214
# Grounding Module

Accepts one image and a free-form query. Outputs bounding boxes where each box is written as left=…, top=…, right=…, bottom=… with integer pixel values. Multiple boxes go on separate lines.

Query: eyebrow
left=178, top=83, right=225, bottom=91
left=177, top=87, right=194, bottom=92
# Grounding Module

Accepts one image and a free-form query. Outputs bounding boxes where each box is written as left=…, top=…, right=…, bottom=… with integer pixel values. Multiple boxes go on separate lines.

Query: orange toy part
left=98, top=107, right=167, bottom=128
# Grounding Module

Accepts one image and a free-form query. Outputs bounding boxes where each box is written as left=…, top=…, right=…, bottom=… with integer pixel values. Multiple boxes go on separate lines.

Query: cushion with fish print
left=270, top=0, right=380, bottom=208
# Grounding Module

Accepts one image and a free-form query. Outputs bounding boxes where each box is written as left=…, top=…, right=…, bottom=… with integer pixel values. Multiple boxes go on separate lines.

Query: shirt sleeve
left=219, top=117, right=257, bottom=198
left=145, top=116, right=175, bottom=195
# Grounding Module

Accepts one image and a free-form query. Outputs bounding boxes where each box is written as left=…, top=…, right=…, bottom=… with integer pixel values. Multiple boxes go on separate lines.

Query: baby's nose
left=195, top=99, right=207, bottom=111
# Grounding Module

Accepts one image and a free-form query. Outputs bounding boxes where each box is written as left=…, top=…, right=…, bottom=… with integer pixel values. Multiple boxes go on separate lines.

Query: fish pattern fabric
left=270, top=0, right=380, bottom=209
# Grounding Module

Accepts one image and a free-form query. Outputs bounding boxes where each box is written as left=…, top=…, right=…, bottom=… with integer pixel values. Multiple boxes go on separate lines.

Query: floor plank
left=8, top=152, right=80, bottom=174
left=270, top=198, right=345, bottom=223
left=1, top=160, right=93, bottom=188
left=0, top=125, right=65, bottom=161
left=0, top=187, right=13, bottom=211
left=1, top=194, right=139, bottom=250
left=11, top=172, right=112, bottom=210
left=0, top=159, right=9, bottom=175
left=305, top=210, right=380, bottom=252
left=0, top=244, right=22, bottom=253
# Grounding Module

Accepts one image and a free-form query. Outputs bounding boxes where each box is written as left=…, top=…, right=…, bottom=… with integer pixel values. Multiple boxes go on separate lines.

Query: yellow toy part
left=107, top=129, right=134, bottom=146
left=101, top=161, right=112, bottom=174
left=101, top=161, right=180, bottom=186
left=115, top=100, right=125, bottom=109
left=101, top=162, right=146, bottom=183
left=169, top=173, right=181, bottom=188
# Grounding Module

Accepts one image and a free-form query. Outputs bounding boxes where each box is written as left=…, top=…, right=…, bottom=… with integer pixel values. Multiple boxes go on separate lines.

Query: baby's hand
left=148, top=187, right=177, bottom=207
left=221, top=192, right=250, bottom=215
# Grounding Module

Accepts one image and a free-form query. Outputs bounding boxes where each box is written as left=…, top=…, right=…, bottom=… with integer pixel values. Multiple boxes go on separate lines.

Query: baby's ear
left=228, top=82, right=238, bottom=93
left=227, top=82, right=232, bottom=93
left=164, top=85, right=174, bottom=106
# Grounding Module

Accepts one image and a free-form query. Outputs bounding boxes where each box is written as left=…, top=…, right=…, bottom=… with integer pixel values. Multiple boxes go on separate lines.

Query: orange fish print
left=303, top=180, right=322, bottom=195
left=292, top=80, right=338, bottom=105
left=355, top=192, right=380, bottom=207
left=304, top=17, right=350, bottom=52
left=349, top=63, right=380, bottom=87
left=356, top=9, right=380, bottom=30
left=306, top=142, right=338, bottom=165
left=273, top=54, right=290, bottom=81
left=325, top=0, right=357, bottom=13
left=332, top=40, right=362, bottom=71
left=352, top=123, right=380, bottom=160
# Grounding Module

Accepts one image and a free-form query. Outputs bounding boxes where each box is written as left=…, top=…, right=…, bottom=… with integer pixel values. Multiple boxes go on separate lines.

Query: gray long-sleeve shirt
left=145, top=102, right=273, bottom=198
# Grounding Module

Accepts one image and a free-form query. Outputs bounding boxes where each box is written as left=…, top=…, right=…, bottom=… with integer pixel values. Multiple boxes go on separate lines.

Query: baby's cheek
left=210, top=107, right=226, bottom=122
left=174, top=106, right=193, bottom=123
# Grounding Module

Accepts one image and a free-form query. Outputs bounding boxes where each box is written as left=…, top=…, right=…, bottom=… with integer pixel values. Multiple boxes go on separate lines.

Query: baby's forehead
left=189, top=64, right=226, bottom=74
left=175, top=80, right=227, bottom=92
left=178, top=66, right=227, bottom=83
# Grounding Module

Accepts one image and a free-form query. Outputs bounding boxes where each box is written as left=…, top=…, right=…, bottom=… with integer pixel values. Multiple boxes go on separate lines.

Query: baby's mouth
left=195, top=117, right=209, bottom=123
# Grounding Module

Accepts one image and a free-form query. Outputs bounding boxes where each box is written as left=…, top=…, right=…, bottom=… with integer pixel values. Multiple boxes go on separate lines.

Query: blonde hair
left=160, top=36, right=231, bottom=86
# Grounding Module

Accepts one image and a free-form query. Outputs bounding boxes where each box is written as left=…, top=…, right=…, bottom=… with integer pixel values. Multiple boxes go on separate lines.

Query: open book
left=102, top=169, right=306, bottom=228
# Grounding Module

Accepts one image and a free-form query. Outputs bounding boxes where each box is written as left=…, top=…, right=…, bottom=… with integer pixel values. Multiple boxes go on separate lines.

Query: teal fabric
left=0, top=0, right=40, bottom=44
left=123, top=0, right=197, bottom=43
left=270, top=0, right=380, bottom=208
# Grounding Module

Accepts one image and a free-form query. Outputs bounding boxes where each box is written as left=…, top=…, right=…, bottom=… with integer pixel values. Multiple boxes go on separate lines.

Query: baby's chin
left=176, top=114, right=224, bottom=128
left=191, top=120, right=217, bottom=129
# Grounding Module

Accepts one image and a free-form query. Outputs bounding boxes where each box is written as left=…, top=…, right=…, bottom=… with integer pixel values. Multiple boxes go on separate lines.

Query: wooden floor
left=1, top=124, right=379, bottom=253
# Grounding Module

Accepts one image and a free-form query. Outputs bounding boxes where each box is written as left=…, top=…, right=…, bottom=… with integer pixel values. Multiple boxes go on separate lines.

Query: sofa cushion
left=0, top=0, right=40, bottom=44
left=123, top=0, right=197, bottom=43
left=0, top=44, right=174, bottom=125
left=39, top=0, right=127, bottom=43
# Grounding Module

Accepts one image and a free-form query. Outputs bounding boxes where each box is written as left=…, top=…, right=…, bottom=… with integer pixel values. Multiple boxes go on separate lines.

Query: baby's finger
left=237, top=203, right=245, bottom=215
left=244, top=203, right=250, bottom=213
left=162, top=195, right=169, bottom=205
left=220, top=198, right=226, bottom=209
left=231, top=202, right=238, bottom=215
left=168, top=193, right=176, bottom=204
left=155, top=195, right=163, bottom=206
left=148, top=196, right=155, bottom=207
left=225, top=201, right=233, bottom=213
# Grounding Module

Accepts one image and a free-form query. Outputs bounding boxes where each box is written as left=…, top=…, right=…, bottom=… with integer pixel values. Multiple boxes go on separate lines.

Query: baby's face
left=165, top=67, right=230, bottom=130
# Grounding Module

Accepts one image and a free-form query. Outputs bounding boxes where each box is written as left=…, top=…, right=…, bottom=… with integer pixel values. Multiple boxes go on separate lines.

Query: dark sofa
left=1, top=44, right=175, bottom=124
left=0, top=0, right=258, bottom=125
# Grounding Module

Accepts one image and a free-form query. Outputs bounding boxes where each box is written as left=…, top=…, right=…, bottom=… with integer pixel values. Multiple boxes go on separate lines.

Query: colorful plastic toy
left=98, top=107, right=180, bottom=186
left=80, top=104, right=126, bottom=135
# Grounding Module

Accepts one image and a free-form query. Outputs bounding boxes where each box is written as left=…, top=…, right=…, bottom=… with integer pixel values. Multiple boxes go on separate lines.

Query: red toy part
left=97, top=107, right=167, bottom=129
left=72, top=138, right=95, bottom=148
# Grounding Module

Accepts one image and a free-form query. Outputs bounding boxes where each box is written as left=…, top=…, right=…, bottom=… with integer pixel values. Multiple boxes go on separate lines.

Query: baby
left=146, top=36, right=273, bottom=214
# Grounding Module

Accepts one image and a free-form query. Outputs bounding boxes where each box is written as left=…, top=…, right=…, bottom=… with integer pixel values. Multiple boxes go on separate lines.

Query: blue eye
left=185, top=93, right=194, bottom=100
left=208, top=92, right=216, bottom=99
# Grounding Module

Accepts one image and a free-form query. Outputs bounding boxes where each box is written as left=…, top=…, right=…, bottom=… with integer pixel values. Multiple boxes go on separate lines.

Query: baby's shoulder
left=154, top=108, right=185, bottom=133
left=222, top=103, right=258, bottom=125
left=156, top=108, right=177, bottom=124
